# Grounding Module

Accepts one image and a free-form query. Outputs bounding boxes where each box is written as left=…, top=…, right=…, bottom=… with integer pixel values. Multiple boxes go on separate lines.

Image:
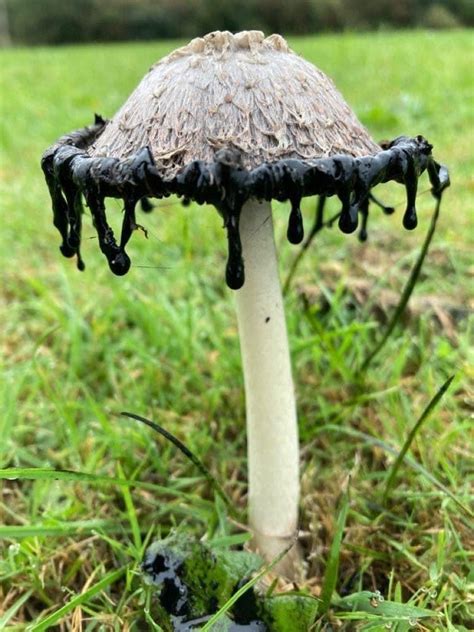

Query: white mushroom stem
left=234, top=199, right=300, bottom=566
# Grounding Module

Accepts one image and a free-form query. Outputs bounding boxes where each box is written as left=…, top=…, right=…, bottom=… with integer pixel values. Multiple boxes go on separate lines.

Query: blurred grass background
left=0, top=30, right=473, bottom=629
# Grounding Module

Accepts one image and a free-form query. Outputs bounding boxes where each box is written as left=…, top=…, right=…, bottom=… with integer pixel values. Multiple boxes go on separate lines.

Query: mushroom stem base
left=252, top=530, right=304, bottom=579
left=234, top=200, right=300, bottom=577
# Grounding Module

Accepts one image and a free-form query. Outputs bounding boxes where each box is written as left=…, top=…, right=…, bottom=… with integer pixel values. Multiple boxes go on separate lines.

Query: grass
left=1, top=29, right=473, bottom=630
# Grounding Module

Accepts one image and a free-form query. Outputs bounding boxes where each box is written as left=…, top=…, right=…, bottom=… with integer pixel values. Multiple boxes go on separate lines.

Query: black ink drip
left=358, top=197, right=369, bottom=242
left=287, top=197, right=304, bottom=244
left=41, top=121, right=449, bottom=289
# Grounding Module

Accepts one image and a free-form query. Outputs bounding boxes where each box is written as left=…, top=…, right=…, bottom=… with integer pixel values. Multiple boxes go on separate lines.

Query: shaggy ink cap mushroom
left=41, top=31, right=449, bottom=575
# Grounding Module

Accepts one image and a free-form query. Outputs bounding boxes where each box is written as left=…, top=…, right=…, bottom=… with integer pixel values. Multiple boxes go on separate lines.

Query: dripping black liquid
left=42, top=115, right=449, bottom=290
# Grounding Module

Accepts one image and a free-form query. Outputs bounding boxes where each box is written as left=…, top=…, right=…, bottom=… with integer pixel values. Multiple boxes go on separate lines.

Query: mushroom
left=41, top=31, right=449, bottom=576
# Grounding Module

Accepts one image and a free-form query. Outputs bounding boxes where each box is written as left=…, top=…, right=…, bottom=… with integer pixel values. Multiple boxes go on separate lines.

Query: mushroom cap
left=89, top=31, right=380, bottom=175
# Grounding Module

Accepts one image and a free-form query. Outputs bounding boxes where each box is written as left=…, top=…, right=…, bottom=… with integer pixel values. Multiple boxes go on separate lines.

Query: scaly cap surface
left=89, top=31, right=380, bottom=174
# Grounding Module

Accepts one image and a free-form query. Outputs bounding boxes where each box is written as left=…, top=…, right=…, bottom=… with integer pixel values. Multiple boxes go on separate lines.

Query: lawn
left=0, top=30, right=473, bottom=630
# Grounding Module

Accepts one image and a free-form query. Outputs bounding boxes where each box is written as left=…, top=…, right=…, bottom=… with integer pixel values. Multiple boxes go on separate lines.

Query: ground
left=0, top=30, right=473, bottom=630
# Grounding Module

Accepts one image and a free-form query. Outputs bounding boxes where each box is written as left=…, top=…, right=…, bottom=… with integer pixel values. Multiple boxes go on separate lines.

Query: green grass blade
left=318, top=483, right=350, bottom=614
left=383, top=375, right=455, bottom=503
left=117, top=462, right=142, bottom=551
left=26, top=565, right=127, bottom=631
left=121, top=411, right=235, bottom=515
left=0, top=589, right=33, bottom=628
left=0, top=520, right=120, bottom=538
left=360, top=194, right=442, bottom=373
left=0, top=467, right=198, bottom=500
left=336, top=590, right=438, bottom=621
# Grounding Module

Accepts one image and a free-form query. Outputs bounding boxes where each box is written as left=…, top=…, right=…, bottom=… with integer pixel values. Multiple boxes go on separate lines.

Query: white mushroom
left=89, top=32, right=378, bottom=571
